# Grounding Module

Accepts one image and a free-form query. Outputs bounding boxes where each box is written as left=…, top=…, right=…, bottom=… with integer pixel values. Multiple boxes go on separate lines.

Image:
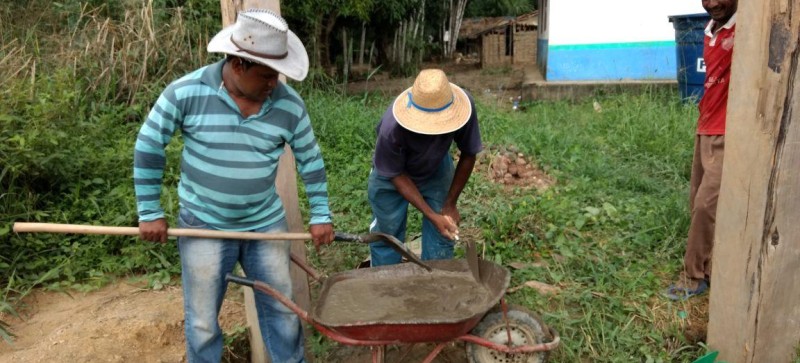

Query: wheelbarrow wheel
left=466, top=304, right=551, bottom=363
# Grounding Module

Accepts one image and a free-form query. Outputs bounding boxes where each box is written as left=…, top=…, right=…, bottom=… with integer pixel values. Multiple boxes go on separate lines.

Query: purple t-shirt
left=372, top=94, right=482, bottom=182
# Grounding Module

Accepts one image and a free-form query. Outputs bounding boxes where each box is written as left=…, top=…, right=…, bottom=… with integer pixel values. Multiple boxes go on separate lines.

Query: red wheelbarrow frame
left=227, top=256, right=560, bottom=363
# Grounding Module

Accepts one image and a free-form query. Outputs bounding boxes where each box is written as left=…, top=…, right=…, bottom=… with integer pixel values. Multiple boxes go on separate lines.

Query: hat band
left=406, top=92, right=454, bottom=112
left=230, top=36, right=288, bottom=60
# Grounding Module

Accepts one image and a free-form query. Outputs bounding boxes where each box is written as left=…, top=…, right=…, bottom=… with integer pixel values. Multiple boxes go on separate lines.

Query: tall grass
left=0, top=0, right=219, bottom=338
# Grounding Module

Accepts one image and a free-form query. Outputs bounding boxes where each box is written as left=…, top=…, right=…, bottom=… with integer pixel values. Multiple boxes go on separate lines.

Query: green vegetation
left=2, top=1, right=709, bottom=362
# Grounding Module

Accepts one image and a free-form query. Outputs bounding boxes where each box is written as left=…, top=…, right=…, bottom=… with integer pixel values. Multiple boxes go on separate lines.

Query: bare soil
left=0, top=282, right=246, bottom=363
left=347, top=62, right=528, bottom=108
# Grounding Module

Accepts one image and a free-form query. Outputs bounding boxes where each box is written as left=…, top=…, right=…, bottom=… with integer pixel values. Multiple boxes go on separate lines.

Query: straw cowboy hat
left=207, top=9, right=309, bottom=81
left=392, top=69, right=472, bottom=135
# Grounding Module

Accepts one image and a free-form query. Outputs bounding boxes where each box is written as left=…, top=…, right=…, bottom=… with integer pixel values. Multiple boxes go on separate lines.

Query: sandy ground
left=0, top=282, right=246, bottom=363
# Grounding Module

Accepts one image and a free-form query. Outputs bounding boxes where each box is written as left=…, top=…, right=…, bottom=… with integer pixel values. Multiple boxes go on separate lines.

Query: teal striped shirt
left=134, top=60, right=332, bottom=231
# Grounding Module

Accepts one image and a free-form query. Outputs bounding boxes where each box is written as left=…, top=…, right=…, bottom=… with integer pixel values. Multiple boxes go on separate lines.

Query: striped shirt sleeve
left=281, top=91, right=332, bottom=225
left=133, top=86, right=181, bottom=221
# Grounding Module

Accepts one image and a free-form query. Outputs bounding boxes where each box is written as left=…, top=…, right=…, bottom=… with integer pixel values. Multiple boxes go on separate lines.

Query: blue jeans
left=177, top=209, right=304, bottom=363
left=368, top=155, right=456, bottom=266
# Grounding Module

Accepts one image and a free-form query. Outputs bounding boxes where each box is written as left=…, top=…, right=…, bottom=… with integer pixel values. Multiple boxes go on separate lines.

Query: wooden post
left=219, top=1, right=314, bottom=362
left=707, top=2, right=800, bottom=362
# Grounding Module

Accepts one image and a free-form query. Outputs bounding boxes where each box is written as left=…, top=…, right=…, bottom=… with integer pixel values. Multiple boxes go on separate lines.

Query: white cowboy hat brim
left=207, top=26, right=309, bottom=82
left=392, top=83, right=472, bottom=135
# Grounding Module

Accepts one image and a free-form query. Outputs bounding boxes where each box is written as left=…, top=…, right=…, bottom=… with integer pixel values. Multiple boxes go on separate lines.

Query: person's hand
left=139, top=219, right=168, bottom=243
left=441, top=204, right=461, bottom=226
left=309, top=223, right=334, bottom=252
left=433, top=214, right=459, bottom=240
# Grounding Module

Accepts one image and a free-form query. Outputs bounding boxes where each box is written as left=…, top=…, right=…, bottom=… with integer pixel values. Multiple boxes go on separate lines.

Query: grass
left=302, top=89, right=705, bottom=362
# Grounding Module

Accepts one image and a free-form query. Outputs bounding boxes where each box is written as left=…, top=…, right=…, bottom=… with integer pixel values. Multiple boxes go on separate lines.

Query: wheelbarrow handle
left=225, top=273, right=254, bottom=288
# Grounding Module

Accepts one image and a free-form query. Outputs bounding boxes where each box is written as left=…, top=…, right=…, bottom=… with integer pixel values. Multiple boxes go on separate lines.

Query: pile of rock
left=472, top=146, right=554, bottom=190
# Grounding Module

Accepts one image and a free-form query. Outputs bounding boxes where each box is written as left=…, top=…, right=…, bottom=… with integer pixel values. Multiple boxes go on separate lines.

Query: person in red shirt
left=666, top=0, right=737, bottom=300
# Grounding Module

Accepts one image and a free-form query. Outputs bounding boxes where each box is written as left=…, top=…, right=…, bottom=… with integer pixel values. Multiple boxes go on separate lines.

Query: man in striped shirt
left=134, top=10, right=332, bottom=363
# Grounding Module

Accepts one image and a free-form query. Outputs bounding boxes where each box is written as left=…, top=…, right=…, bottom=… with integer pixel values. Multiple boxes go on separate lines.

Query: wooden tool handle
left=12, top=222, right=313, bottom=241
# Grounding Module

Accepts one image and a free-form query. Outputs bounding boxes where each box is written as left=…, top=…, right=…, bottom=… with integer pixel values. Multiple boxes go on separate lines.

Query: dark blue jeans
left=367, top=155, right=456, bottom=266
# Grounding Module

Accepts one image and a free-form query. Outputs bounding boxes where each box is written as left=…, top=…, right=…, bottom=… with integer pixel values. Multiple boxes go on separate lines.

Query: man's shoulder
left=163, top=66, right=212, bottom=95
left=272, top=82, right=306, bottom=107
left=376, top=105, right=401, bottom=136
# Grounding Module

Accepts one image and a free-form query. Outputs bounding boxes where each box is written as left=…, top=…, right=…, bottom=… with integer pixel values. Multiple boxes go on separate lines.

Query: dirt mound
left=0, top=282, right=246, bottom=363
left=474, top=145, right=555, bottom=190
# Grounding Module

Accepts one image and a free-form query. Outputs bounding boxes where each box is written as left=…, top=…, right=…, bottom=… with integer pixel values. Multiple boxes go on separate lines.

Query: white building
left=537, top=0, right=706, bottom=81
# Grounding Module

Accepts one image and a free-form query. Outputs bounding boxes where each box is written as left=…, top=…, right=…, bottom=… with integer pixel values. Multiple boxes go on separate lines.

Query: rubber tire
left=466, top=304, right=551, bottom=363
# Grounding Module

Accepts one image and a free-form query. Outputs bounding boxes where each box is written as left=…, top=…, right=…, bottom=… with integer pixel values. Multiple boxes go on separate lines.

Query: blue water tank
left=668, top=13, right=711, bottom=103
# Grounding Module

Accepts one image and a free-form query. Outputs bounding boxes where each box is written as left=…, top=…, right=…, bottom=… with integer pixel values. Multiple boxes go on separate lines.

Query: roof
left=459, top=11, right=538, bottom=40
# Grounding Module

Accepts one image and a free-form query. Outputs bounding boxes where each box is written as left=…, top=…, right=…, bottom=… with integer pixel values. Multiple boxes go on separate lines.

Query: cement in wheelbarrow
left=311, top=259, right=510, bottom=343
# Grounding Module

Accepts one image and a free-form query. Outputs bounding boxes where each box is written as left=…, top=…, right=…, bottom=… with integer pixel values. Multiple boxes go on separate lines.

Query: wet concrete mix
left=316, top=271, right=492, bottom=325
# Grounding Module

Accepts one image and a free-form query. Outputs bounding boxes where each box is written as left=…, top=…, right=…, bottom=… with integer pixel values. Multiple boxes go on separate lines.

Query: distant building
left=459, top=12, right=538, bottom=68
left=537, top=0, right=704, bottom=81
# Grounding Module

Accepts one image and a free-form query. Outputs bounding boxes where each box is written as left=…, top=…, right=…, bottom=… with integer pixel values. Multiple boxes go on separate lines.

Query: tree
left=465, top=0, right=535, bottom=17
left=282, top=0, right=375, bottom=70
left=441, top=0, right=468, bottom=59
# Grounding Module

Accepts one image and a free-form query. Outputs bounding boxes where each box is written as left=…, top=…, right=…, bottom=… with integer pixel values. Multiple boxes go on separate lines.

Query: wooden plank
left=221, top=0, right=271, bottom=25
left=707, top=1, right=800, bottom=362
left=242, top=287, right=268, bottom=363
left=275, top=147, right=315, bottom=363
left=218, top=1, right=314, bottom=362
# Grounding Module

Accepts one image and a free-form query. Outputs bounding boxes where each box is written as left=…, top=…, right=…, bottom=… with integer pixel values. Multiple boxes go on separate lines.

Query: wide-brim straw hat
left=207, top=9, right=308, bottom=81
left=392, top=69, right=472, bottom=135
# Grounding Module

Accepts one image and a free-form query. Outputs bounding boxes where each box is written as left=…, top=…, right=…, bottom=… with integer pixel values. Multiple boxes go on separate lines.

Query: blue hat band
left=406, top=92, right=454, bottom=112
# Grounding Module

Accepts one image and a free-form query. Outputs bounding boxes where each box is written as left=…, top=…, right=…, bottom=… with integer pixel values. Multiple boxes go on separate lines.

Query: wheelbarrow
left=227, top=258, right=560, bottom=363
left=13, top=222, right=560, bottom=362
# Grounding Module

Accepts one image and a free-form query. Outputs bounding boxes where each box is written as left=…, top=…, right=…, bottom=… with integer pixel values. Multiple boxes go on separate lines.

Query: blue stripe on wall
left=545, top=42, right=677, bottom=81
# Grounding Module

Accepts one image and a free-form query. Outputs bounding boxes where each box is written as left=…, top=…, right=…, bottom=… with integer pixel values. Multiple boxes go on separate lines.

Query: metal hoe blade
left=358, top=232, right=433, bottom=271
left=464, top=237, right=481, bottom=282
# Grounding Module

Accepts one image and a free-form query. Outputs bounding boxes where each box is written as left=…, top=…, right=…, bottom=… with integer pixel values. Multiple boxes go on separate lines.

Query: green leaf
left=574, top=216, right=586, bottom=230
left=583, top=206, right=601, bottom=216
left=148, top=250, right=172, bottom=268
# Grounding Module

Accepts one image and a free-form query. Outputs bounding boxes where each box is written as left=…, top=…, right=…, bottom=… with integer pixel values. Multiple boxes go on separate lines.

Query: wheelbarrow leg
left=371, top=346, right=385, bottom=363
left=421, top=343, right=447, bottom=363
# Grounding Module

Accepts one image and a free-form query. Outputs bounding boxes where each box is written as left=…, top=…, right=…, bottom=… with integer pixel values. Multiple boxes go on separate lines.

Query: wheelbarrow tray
left=310, top=259, right=510, bottom=343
